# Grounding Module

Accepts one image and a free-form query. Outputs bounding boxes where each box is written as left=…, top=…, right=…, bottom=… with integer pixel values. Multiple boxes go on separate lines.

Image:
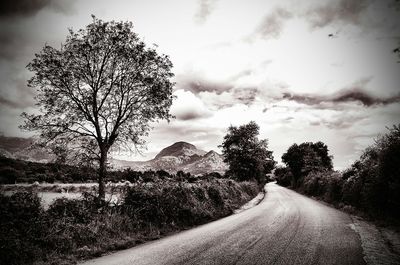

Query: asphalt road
left=81, top=182, right=365, bottom=265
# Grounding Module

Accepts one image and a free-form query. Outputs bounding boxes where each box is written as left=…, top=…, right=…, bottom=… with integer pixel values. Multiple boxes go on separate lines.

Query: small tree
left=281, top=141, right=333, bottom=188
left=20, top=16, right=174, bottom=200
left=220, top=121, right=276, bottom=183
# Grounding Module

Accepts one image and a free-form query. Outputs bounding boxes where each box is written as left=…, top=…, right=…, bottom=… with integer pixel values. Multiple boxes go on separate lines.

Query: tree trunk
left=98, top=146, right=108, bottom=202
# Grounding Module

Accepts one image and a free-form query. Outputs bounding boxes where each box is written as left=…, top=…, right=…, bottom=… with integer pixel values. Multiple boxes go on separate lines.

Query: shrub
left=47, top=197, right=96, bottom=224
left=0, top=178, right=261, bottom=264
left=0, top=192, right=47, bottom=265
left=274, top=166, right=292, bottom=187
left=0, top=167, right=21, bottom=184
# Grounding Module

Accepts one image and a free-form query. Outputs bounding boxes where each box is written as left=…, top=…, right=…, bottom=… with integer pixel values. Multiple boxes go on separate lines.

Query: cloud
left=232, top=87, right=258, bottom=105
left=311, top=114, right=367, bottom=130
left=332, top=89, right=400, bottom=106
left=183, top=79, right=232, bottom=94
left=0, top=0, right=77, bottom=113
left=0, top=96, right=20, bottom=108
left=283, top=90, right=400, bottom=108
left=170, top=90, right=212, bottom=121
left=0, top=0, right=75, bottom=17
left=195, top=0, right=218, bottom=24
left=176, top=73, right=233, bottom=94
left=255, top=8, right=292, bottom=39
left=281, top=79, right=400, bottom=108
left=306, top=0, right=369, bottom=29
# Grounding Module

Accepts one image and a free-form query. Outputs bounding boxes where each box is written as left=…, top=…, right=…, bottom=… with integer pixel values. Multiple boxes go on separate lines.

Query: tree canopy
left=220, top=121, right=276, bottom=183
left=281, top=141, right=333, bottom=187
left=20, top=16, right=175, bottom=199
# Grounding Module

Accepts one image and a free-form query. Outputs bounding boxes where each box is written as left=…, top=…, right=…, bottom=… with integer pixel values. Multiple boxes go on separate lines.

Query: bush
left=0, top=192, right=47, bottom=265
left=0, top=178, right=261, bottom=264
left=124, top=179, right=259, bottom=229
left=47, top=197, right=96, bottom=224
left=0, top=167, right=21, bottom=184
left=340, top=125, right=400, bottom=221
left=274, top=166, right=292, bottom=187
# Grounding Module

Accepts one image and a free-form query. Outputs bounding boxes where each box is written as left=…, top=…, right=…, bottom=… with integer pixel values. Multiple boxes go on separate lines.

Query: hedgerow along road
left=81, top=182, right=365, bottom=265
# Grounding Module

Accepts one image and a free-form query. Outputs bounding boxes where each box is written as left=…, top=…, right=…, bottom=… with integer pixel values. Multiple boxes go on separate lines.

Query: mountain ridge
left=112, top=141, right=227, bottom=175
left=0, top=136, right=227, bottom=175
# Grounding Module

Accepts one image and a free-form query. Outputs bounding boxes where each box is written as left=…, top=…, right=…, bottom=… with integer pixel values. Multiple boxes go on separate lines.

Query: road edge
left=234, top=183, right=267, bottom=214
left=349, top=216, right=400, bottom=265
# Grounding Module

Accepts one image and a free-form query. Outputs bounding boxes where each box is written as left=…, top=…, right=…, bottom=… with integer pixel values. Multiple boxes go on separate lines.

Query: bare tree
left=20, top=16, right=175, bottom=200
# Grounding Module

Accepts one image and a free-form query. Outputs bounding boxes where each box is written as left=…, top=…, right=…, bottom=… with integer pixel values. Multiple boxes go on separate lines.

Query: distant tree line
left=0, top=155, right=227, bottom=185
left=275, top=124, right=400, bottom=224
left=0, top=156, right=97, bottom=184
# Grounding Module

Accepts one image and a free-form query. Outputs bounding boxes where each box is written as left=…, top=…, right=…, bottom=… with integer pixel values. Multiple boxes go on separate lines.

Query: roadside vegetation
left=275, top=124, right=400, bottom=225
left=0, top=177, right=259, bottom=265
left=0, top=121, right=270, bottom=265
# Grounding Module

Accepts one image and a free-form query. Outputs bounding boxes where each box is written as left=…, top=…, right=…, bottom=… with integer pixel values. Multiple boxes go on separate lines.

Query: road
left=81, top=182, right=365, bottom=265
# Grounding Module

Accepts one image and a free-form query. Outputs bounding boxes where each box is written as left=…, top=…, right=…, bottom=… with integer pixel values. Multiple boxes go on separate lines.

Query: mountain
left=181, top=150, right=228, bottom=175
left=155, top=141, right=206, bottom=159
left=112, top=142, right=227, bottom=175
left=0, top=136, right=228, bottom=175
left=0, top=136, right=51, bottom=162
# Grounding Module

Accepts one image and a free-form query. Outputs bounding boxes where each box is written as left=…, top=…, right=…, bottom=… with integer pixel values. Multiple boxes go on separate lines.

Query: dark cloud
left=195, top=0, right=218, bottom=24
left=178, top=78, right=232, bottom=94
left=173, top=104, right=212, bottom=121
left=306, top=0, right=369, bottom=29
left=256, top=8, right=292, bottom=39
left=310, top=121, right=321, bottom=126
left=175, top=111, right=210, bottom=121
left=283, top=89, right=400, bottom=107
left=177, top=68, right=264, bottom=95
left=0, top=0, right=76, bottom=59
left=0, top=96, right=20, bottom=108
left=0, top=0, right=75, bottom=17
left=332, top=89, right=400, bottom=106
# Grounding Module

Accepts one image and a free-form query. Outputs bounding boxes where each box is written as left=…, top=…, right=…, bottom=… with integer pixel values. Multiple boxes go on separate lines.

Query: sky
left=0, top=0, right=399, bottom=169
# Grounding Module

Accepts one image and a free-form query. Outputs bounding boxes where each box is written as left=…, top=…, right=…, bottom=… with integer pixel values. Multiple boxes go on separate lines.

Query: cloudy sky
left=0, top=0, right=399, bottom=169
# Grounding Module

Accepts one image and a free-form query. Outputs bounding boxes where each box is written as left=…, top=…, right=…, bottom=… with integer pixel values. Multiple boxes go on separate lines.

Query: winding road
left=81, top=182, right=366, bottom=265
